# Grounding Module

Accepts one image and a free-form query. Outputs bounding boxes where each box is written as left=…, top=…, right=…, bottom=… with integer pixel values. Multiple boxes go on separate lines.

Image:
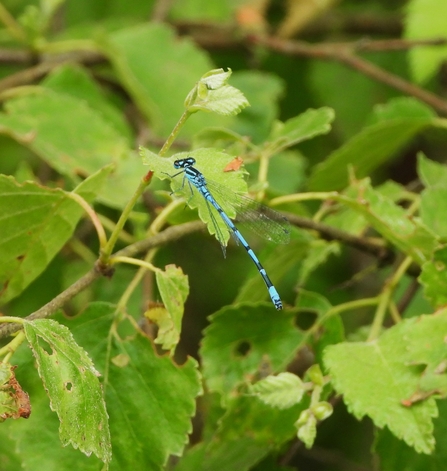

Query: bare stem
left=0, top=221, right=203, bottom=339
left=368, top=256, right=413, bottom=341
left=68, top=192, right=108, bottom=249
left=159, top=110, right=191, bottom=156
left=99, top=174, right=153, bottom=264
left=251, top=35, right=447, bottom=116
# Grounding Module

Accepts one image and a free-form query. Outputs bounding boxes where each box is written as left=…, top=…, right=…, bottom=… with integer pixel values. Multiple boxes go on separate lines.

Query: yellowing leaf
left=153, top=265, right=189, bottom=351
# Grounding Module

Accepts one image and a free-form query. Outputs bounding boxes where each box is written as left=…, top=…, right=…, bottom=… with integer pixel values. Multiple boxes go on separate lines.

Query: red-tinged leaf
left=0, top=363, right=31, bottom=421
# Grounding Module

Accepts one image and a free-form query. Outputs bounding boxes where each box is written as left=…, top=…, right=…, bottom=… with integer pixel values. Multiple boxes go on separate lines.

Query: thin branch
left=0, top=221, right=203, bottom=339
left=296, top=11, right=403, bottom=37
left=171, top=12, right=404, bottom=47
left=151, top=0, right=175, bottom=22
left=0, top=268, right=100, bottom=338
left=250, top=35, right=447, bottom=116
left=113, top=220, right=204, bottom=259
left=285, top=213, right=391, bottom=261
left=0, top=51, right=103, bottom=93
left=353, top=37, right=447, bottom=52
left=340, top=53, right=447, bottom=115
left=0, top=48, right=34, bottom=63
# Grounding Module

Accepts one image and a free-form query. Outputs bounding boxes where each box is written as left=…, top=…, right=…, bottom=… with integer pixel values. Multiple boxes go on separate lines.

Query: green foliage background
left=1, top=0, right=447, bottom=470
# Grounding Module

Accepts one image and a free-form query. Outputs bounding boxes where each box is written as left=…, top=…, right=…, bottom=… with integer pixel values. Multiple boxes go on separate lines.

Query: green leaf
left=190, top=84, right=249, bottom=116
left=175, top=441, right=268, bottom=471
left=323, top=179, right=411, bottom=238
left=296, top=289, right=332, bottom=317
left=218, top=395, right=302, bottom=446
left=405, top=0, right=447, bottom=83
left=141, top=147, right=248, bottom=245
left=192, top=72, right=284, bottom=147
left=420, top=187, right=447, bottom=237
left=0, top=166, right=112, bottom=304
left=375, top=399, right=447, bottom=471
left=0, top=88, right=129, bottom=178
left=298, top=239, right=340, bottom=286
left=417, top=152, right=447, bottom=188
left=170, top=0, right=233, bottom=21
left=323, top=311, right=447, bottom=454
left=295, top=290, right=344, bottom=367
left=295, top=409, right=317, bottom=449
left=186, top=68, right=249, bottom=116
left=150, top=264, right=189, bottom=351
left=176, top=396, right=303, bottom=471
left=23, top=319, right=111, bottom=463
left=400, top=312, right=447, bottom=400
left=230, top=71, right=284, bottom=144
left=106, top=334, right=201, bottom=470
left=267, top=107, right=334, bottom=154
left=308, top=107, right=444, bottom=190
left=369, top=97, right=436, bottom=123
left=193, top=68, right=232, bottom=92
left=42, top=63, right=133, bottom=143
left=2, top=328, right=102, bottom=471
left=54, top=302, right=203, bottom=470
left=305, top=364, right=325, bottom=387
left=236, top=238, right=309, bottom=305
left=419, top=246, right=447, bottom=308
left=250, top=372, right=305, bottom=409
left=11, top=388, right=102, bottom=471
left=200, top=304, right=304, bottom=396
left=0, top=421, right=23, bottom=470
left=340, top=178, right=436, bottom=265
left=104, top=23, right=215, bottom=137
left=0, top=85, right=141, bottom=209
left=191, top=127, right=250, bottom=160
left=311, top=401, right=333, bottom=421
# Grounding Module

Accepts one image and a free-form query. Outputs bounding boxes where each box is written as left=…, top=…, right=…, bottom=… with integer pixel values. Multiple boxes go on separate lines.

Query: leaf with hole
left=23, top=319, right=111, bottom=463
left=200, top=304, right=304, bottom=396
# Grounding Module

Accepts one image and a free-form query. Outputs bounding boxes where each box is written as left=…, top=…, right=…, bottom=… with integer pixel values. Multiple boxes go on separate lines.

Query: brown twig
left=249, top=35, right=447, bottom=116
left=352, top=37, right=447, bottom=52
left=285, top=213, right=391, bottom=262
left=0, top=48, right=34, bottom=63
left=296, top=11, right=403, bottom=37
left=151, top=0, right=175, bottom=22
left=0, top=51, right=103, bottom=93
left=0, top=220, right=203, bottom=339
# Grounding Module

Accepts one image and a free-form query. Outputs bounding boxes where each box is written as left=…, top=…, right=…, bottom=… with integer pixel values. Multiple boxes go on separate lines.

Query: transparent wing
left=205, top=179, right=290, bottom=245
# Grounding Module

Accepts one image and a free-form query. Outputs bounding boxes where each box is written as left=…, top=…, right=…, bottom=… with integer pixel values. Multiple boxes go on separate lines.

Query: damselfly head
left=174, top=157, right=196, bottom=169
